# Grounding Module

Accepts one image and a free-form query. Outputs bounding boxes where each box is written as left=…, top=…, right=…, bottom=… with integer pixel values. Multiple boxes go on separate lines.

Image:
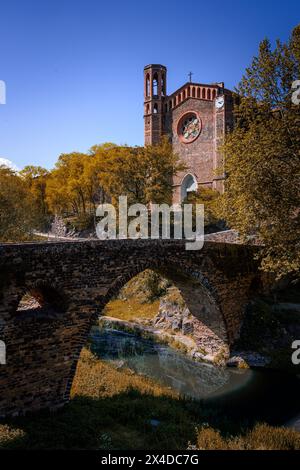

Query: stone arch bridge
left=0, top=239, right=264, bottom=417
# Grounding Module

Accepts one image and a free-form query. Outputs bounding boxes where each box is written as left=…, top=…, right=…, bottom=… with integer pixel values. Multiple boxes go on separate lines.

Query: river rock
left=154, top=298, right=190, bottom=331
left=153, top=290, right=229, bottom=362
left=227, top=352, right=271, bottom=368
left=182, top=319, right=194, bottom=334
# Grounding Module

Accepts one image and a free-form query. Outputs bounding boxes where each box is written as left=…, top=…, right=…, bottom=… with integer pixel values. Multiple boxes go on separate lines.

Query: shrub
left=195, top=423, right=300, bottom=450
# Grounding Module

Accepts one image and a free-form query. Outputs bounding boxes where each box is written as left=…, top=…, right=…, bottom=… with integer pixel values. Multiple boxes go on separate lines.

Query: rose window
left=178, top=113, right=201, bottom=143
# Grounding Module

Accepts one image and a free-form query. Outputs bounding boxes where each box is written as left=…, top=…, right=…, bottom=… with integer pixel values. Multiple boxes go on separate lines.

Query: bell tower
left=144, top=64, right=167, bottom=145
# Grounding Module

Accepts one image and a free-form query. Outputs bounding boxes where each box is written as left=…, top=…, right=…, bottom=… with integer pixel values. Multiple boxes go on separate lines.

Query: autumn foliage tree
left=45, top=138, right=184, bottom=219
left=183, top=187, right=221, bottom=228
left=90, top=137, right=184, bottom=205
left=20, top=165, right=50, bottom=228
left=220, top=24, right=300, bottom=278
left=0, top=167, right=39, bottom=241
left=46, top=152, right=90, bottom=216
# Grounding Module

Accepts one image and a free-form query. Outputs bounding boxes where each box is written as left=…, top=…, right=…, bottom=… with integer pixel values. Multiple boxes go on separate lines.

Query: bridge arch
left=100, top=260, right=228, bottom=343
left=64, top=258, right=230, bottom=403
left=1, top=278, right=68, bottom=317
left=17, top=283, right=67, bottom=314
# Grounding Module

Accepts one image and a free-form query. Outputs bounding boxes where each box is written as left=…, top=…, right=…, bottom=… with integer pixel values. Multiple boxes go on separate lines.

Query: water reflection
left=90, top=326, right=300, bottom=425
left=90, top=326, right=253, bottom=399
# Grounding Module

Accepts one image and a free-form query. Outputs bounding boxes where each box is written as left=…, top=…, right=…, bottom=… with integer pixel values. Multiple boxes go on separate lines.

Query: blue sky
left=0, top=0, right=298, bottom=169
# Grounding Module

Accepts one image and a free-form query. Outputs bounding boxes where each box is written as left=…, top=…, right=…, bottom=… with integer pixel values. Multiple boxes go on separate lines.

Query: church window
left=202, top=88, right=206, bottom=99
left=177, top=112, right=201, bottom=143
left=153, top=103, right=158, bottom=113
left=192, top=87, right=195, bottom=97
left=212, top=89, right=216, bottom=99
left=169, top=100, right=172, bottom=110
left=197, top=88, right=200, bottom=98
left=207, top=89, right=211, bottom=99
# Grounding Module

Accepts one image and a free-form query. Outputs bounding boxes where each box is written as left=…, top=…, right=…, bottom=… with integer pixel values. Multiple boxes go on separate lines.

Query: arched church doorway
left=180, top=174, right=198, bottom=201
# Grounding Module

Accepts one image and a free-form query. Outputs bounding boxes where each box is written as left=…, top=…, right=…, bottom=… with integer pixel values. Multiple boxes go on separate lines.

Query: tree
left=90, top=137, right=185, bottom=205
left=46, top=152, right=91, bottom=216
left=183, top=187, right=221, bottom=227
left=0, top=167, right=38, bottom=241
left=20, top=166, right=49, bottom=228
left=220, top=24, right=300, bottom=278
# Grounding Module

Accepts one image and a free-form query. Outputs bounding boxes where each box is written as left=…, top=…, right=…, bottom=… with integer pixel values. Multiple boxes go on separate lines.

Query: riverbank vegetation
left=0, top=347, right=299, bottom=450
left=194, top=424, right=300, bottom=450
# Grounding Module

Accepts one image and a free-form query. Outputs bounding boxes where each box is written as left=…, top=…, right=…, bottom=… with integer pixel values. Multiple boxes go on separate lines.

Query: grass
left=103, top=298, right=160, bottom=322
left=71, top=348, right=176, bottom=399
left=0, top=348, right=299, bottom=450
left=102, top=269, right=166, bottom=323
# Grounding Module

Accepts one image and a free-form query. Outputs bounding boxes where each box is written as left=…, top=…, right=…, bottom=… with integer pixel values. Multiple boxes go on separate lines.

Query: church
left=144, top=64, right=234, bottom=203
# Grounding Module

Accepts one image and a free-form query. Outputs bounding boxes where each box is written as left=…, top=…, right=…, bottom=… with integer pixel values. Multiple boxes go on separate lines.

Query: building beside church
left=144, top=64, right=234, bottom=203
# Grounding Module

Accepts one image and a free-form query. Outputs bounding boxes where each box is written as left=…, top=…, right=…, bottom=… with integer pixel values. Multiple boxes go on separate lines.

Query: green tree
left=220, top=25, right=300, bottom=278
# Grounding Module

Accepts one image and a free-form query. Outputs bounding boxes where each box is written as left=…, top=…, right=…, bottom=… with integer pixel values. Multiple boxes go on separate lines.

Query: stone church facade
left=144, top=64, right=234, bottom=203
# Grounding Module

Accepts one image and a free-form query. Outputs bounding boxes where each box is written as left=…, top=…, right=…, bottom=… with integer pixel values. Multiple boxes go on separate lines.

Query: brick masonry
left=0, top=239, right=263, bottom=417
left=144, top=64, right=234, bottom=202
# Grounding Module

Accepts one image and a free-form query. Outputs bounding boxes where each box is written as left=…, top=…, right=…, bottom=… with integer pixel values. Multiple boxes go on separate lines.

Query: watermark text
left=96, top=196, right=204, bottom=250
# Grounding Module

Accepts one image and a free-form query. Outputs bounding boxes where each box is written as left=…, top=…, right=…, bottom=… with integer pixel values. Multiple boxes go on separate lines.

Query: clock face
left=177, top=112, right=201, bottom=143
left=215, top=96, right=224, bottom=109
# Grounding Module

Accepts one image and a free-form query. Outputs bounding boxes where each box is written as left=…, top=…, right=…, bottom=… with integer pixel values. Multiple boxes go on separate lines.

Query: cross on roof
left=188, top=71, right=193, bottom=82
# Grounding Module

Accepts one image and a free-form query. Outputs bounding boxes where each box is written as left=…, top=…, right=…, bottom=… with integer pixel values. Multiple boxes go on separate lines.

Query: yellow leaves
left=46, top=153, right=92, bottom=215
left=89, top=138, right=184, bottom=206
left=0, top=167, right=38, bottom=241
left=43, top=139, right=184, bottom=222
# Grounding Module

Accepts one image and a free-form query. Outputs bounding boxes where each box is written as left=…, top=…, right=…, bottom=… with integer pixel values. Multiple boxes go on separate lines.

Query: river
left=90, top=325, right=300, bottom=427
